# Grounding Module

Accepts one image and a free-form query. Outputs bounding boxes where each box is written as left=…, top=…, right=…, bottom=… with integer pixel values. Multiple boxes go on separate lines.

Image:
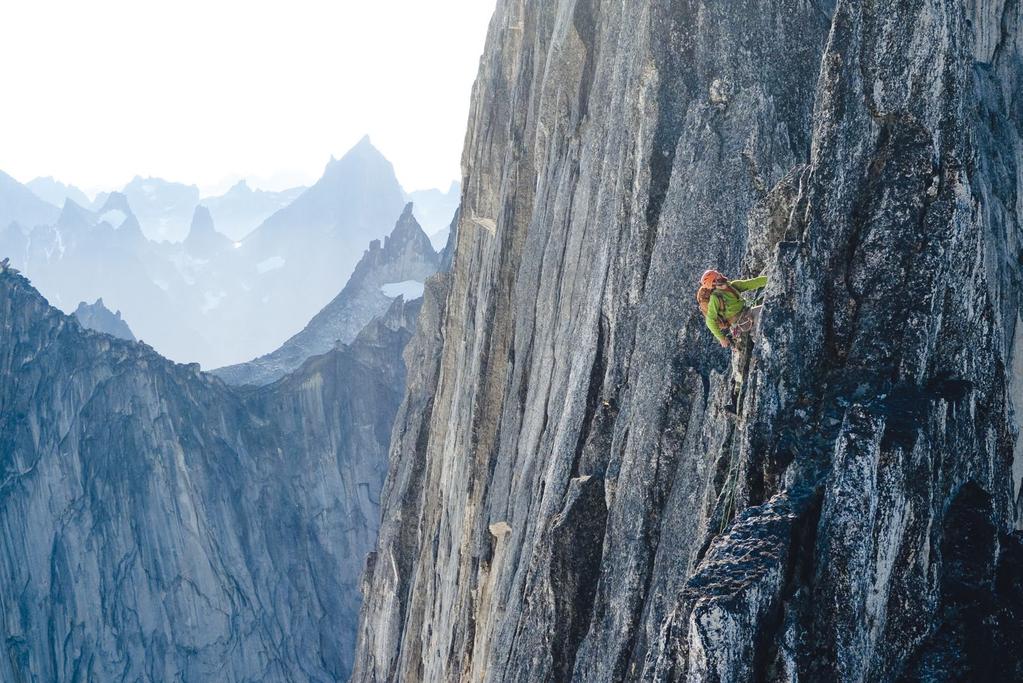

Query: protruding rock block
left=489, top=521, right=512, bottom=537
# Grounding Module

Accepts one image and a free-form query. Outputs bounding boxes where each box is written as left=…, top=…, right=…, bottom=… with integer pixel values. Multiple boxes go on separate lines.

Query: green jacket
left=705, top=275, right=768, bottom=342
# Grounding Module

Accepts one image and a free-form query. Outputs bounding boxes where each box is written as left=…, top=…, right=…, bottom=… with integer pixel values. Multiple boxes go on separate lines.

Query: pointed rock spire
left=56, top=199, right=93, bottom=230
left=185, top=205, right=230, bottom=255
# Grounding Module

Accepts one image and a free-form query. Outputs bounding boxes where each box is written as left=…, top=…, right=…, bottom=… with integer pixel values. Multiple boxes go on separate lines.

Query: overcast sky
left=0, top=0, right=496, bottom=196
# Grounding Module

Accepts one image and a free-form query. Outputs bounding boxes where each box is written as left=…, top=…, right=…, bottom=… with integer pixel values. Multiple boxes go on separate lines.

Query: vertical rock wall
left=0, top=273, right=415, bottom=681
left=353, top=0, right=1023, bottom=680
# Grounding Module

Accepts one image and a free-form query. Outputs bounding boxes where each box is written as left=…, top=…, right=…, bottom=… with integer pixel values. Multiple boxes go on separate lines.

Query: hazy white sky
left=0, top=0, right=496, bottom=195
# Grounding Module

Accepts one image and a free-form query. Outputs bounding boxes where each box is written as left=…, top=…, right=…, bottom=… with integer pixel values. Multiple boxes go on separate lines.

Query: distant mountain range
left=26, top=177, right=92, bottom=211
left=200, top=181, right=306, bottom=241
left=0, top=170, right=61, bottom=232
left=215, top=203, right=441, bottom=386
left=0, top=137, right=458, bottom=369
left=20, top=152, right=454, bottom=246
left=105, top=176, right=201, bottom=242
left=408, top=181, right=460, bottom=248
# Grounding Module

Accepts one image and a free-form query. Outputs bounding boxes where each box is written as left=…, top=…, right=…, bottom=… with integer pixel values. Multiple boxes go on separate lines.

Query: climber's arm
left=705, top=296, right=728, bottom=343
left=731, top=275, right=768, bottom=292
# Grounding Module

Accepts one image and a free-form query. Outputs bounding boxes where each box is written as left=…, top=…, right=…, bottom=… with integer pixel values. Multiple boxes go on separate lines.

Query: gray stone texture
left=353, top=1, right=1023, bottom=681
left=0, top=270, right=416, bottom=681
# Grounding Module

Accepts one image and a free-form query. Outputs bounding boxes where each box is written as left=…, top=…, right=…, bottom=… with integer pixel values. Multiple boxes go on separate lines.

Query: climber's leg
left=724, top=307, right=762, bottom=419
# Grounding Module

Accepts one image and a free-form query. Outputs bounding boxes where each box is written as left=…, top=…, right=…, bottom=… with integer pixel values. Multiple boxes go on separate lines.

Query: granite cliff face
left=0, top=269, right=415, bottom=681
left=214, top=204, right=440, bottom=387
left=353, top=1, right=1023, bottom=681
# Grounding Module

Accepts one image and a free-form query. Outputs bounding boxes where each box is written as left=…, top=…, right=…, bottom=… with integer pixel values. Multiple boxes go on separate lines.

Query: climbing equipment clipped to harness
left=726, top=288, right=765, bottom=341
left=728, top=309, right=756, bottom=339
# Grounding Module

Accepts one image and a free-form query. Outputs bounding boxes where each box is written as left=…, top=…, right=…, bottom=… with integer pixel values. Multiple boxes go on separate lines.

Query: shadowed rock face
left=0, top=270, right=416, bottom=682
left=352, top=1, right=1023, bottom=681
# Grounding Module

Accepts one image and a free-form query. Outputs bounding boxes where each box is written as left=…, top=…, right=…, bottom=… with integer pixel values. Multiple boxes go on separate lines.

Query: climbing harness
left=725, top=288, right=765, bottom=342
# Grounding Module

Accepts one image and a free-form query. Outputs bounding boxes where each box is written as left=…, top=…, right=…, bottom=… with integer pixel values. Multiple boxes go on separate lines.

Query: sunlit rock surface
left=353, top=1, right=1023, bottom=681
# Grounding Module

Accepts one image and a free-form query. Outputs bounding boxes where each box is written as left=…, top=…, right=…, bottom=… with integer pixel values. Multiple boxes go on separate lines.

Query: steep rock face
left=353, top=1, right=1022, bottom=681
left=0, top=270, right=415, bottom=681
left=214, top=203, right=440, bottom=386
left=73, top=297, right=136, bottom=341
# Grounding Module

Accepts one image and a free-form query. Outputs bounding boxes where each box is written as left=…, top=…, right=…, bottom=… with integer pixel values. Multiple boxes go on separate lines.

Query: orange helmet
left=700, top=269, right=727, bottom=288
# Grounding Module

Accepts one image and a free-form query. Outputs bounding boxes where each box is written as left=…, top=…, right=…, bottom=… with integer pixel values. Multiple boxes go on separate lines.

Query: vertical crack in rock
left=353, top=0, right=1023, bottom=681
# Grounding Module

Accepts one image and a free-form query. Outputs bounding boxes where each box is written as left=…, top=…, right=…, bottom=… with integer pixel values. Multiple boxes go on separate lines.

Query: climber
left=698, top=269, right=768, bottom=418
left=696, top=269, right=768, bottom=350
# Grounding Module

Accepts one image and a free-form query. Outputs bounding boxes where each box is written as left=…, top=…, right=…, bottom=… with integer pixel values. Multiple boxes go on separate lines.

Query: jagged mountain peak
left=27, top=177, right=92, bottom=209
left=213, top=207, right=441, bottom=387
left=96, top=191, right=133, bottom=216
left=321, top=136, right=393, bottom=179
left=257, top=137, right=401, bottom=221
left=0, top=170, right=61, bottom=231
left=226, top=179, right=251, bottom=195
left=184, top=205, right=230, bottom=255
left=384, top=203, right=430, bottom=247
left=354, top=133, right=374, bottom=150
left=73, top=297, right=136, bottom=342
left=394, top=201, right=415, bottom=223
left=56, top=199, right=94, bottom=230
left=92, top=191, right=145, bottom=237
left=188, top=205, right=215, bottom=235
left=356, top=203, right=437, bottom=283
left=230, top=137, right=407, bottom=351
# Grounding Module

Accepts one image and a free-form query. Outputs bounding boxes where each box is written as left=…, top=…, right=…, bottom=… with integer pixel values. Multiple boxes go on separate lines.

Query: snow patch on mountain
left=256, top=256, right=285, bottom=273
left=98, top=209, right=127, bottom=228
left=381, top=280, right=424, bottom=299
